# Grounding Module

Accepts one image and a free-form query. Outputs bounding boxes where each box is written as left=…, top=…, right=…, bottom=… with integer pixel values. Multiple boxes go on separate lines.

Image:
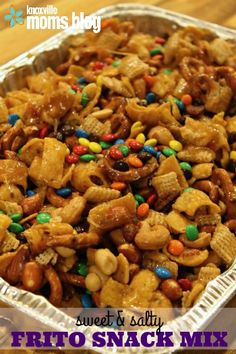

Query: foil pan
left=0, top=4, right=236, bottom=353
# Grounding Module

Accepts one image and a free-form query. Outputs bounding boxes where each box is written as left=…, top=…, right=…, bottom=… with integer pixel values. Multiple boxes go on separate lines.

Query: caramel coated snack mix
left=0, top=18, right=236, bottom=313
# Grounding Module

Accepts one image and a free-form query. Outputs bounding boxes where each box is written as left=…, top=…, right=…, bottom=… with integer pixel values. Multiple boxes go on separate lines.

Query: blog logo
left=4, top=5, right=24, bottom=27
left=26, top=5, right=101, bottom=32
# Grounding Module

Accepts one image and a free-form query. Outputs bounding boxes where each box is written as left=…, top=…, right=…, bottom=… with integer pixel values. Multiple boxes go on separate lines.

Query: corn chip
left=177, top=147, right=216, bottom=163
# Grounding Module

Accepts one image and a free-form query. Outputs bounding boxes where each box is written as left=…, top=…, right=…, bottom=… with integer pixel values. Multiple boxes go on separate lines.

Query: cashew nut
left=135, top=221, right=170, bottom=250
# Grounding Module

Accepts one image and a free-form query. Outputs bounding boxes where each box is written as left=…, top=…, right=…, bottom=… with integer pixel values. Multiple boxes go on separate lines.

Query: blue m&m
left=81, top=294, right=93, bottom=308
left=154, top=266, right=172, bottom=279
left=8, top=113, right=20, bottom=126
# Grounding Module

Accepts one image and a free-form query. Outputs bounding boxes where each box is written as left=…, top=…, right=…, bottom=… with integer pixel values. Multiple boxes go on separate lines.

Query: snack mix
left=0, top=18, right=236, bottom=313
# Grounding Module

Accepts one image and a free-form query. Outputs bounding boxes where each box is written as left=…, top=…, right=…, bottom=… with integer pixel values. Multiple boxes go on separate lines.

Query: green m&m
left=186, top=224, right=199, bottom=241
left=9, top=223, right=24, bottom=234
left=36, top=212, right=52, bottom=224
left=10, top=213, right=22, bottom=223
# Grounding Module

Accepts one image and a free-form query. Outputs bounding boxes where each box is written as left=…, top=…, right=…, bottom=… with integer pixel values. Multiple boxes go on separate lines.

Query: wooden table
left=0, top=0, right=236, bottom=65
left=0, top=0, right=235, bottom=352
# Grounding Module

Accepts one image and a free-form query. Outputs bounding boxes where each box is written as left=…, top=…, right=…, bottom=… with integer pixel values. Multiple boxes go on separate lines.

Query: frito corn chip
left=173, top=189, right=220, bottom=216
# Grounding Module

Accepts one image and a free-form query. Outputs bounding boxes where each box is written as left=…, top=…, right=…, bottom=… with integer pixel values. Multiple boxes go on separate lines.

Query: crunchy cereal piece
left=119, top=55, right=149, bottom=79
left=0, top=159, right=28, bottom=190
left=201, top=250, right=222, bottom=267
left=152, top=171, right=181, bottom=199
left=113, top=254, right=130, bottom=284
left=157, top=155, right=188, bottom=188
left=29, top=138, right=69, bottom=189
left=100, top=277, right=127, bottom=307
left=145, top=210, right=167, bottom=227
left=81, top=114, right=111, bottom=136
left=102, top=76, right=135, bottom=98
left=173, top=189, right=220, bottom=216
left=51, top=196, right=86, bottom=225
left=0, top=232, right=20, bottom=253
left=84, top=186, right=120, bottom=203
left=149, top=291, right=173, bottom=321
left=130, top=269, right=160, bottom=291
left=177, top=146, right=216, bottom=163
left=57, top=254, right=78, bottom=272
left=123, top=269, right=160, bottom=307
left=210, top=224, right=236, bottom=265
left=182, top=281, right=205, bottom=308
left=0, top=200, right=23, bottom=216
left=198, top=265, right=221, bottom=284
left=35, top=248, right=58, bottom=266
left=0, top=184, right=24, bottom=204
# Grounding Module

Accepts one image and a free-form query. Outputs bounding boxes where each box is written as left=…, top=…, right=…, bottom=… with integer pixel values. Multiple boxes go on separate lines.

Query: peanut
left=94, top=249, right=118, bottom=275
left=55, top=247, right=76, bottom=258
left=91, top=108, right=113, bottom=121
left=160, top=279, right=183, bottom=301
left=118, top=243, right=142, bottom=264
left=22, top=261, right=43, bottom=292
left=87, top=248, right=96, bottom=265
left=6, top=245, right=29, bottom=284
left=110, top=229, right=126, bottom=246
left=85, top=272, right=102, bottom=292
left=122, top=223, right=139, bottom=242
left=21, top=193, right=43, bottom=215
left=89, top=265, right=109, bottom=286
left=113, top=254, right=130, bottom=284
